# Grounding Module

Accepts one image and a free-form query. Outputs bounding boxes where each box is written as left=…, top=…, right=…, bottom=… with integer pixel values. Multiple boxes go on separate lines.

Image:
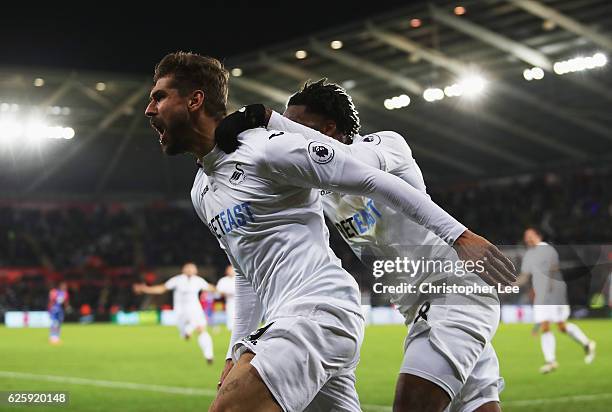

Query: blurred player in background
left=48, top=281, right=69, bottom=344
left=133, top=262, right=217, bottom=364
left=216, top=79, right=516, bottom=412
left=216, top=265, right=236, bottom=331
left=517, top=227, right=596, bottom=374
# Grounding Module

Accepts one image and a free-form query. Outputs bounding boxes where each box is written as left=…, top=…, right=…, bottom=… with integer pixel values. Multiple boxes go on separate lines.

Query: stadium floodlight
left=458, top=75, right=486, bottom=97
left=295, top=50, right=308, bottom=59
left=383, top=94, right=411, bottom=110
left=0, top=120, right=23, bottom=140
left=341, top=79, right=356, bottom=89
left=0, top=117, right=75, bottom=141
left=523, top=67, right=544, bottom=81
left=330, top=40, right=343, bottom=50
left=531, top=67, right=544, bottom=80
left=454, top=6, right=466, bottom=16
left=423, top=88, right=444, bottom=102
left=432, top=73, right=488, bottom=100
left=553, top=52, right=607, bottom=75
left=444, top=83, right=462, bottom=97
left=592, top=53, right=607, bottom=66
left=231, top=68, right=243, bottom=77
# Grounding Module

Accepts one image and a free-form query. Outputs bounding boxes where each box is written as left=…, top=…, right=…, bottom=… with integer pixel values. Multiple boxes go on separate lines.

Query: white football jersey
left=216, top=275, right=236, bottom=310
left=164, top=274, right=209, bottom=313
left=268, top=112, right=470, bottom=319
left=216, top=276, right=236, bottom=298
left=191, top=129, right=364, bottom=321
left=190, top=126, right=467, bottom=353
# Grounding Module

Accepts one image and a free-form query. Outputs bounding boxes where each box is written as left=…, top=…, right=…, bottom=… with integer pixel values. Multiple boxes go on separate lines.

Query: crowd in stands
left=1, top=166, right=611, bottom=315
left=431, top=167, right=612, bottom=245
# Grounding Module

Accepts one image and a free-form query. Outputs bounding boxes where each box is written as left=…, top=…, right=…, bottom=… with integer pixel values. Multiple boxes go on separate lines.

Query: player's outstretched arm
left=263, top=134, right=516, bottom=286
left=133, top=284, right=168, bottom=295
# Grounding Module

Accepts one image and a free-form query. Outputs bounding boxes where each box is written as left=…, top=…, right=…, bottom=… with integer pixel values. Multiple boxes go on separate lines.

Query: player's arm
left=267, top=112, right=431, bottom=198
left=262, top=133, right=516, bottom=286
left=133, top=284, right=168, bottom=295
left=514, top=272, right=531, bottom=287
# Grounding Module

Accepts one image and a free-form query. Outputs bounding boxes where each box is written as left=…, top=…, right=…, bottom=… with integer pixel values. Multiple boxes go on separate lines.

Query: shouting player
left=216, top=79, right=514, bottom=412
left=134, top=262, right=216, bottom=364
left=144, top=52, right=514, bottom=411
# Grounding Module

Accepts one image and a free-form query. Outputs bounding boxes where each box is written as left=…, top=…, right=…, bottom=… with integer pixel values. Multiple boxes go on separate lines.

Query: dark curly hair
left=287, top=78, right=360, bottom=138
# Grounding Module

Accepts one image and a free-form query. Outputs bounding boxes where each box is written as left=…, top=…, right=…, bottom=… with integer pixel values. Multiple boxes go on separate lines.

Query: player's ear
left=322, top=120, right=337, bottom=137
left=188, top=90, right=205, bottom=112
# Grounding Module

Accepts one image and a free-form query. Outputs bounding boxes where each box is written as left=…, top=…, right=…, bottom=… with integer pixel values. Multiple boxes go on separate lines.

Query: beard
left=159, top=115, right=193, bottom=156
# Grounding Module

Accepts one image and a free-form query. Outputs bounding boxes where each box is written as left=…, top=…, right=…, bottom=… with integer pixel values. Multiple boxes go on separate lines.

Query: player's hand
left=215, top=104, right=266, bottom=154
left=454, top=230, right=516, bottom=286
left=132, top=283, right=144, bottom=294
left=217, top=359, right=234, bottom=390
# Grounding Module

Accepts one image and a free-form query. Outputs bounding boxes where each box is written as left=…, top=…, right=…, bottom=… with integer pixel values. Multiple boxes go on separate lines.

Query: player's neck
left=192, top=115, right=221, bottom=159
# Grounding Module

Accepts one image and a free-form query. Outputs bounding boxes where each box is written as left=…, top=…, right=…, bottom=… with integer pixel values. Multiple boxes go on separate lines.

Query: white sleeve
left=224, top=253, right=263, bottom=360
left=263, top=133, right=467, bottom=245
left=268, top=111, right=381, bottom=169
left=164, top=276, right=178, bottom=290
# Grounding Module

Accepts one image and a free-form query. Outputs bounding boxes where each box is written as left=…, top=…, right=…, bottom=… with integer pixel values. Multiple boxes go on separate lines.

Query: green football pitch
left=1, top=320, right=609, bottom=411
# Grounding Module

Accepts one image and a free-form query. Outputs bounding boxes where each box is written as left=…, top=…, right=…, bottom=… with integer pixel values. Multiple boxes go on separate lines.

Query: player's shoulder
left=353, top=130, right=414, bottom=172
left=354, top=130, right=405, bottom=144
left=237, top=127, right=319, bottom=167
left=235, top=128, right=304, bottom=156
left=355, top=131, right=412, bottom=153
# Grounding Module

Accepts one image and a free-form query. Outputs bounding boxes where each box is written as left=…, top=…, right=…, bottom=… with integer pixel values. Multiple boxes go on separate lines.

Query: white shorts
left=233, top=303, right=365, bottom=412
left=176, top=309, right=207, bottom=338
left=400, top=292, right=503, bottom=411
left=533, top=305, right=570, bottom=323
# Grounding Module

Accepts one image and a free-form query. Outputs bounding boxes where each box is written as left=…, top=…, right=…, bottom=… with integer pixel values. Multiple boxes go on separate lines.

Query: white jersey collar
left=197, top=144, right=224, bottom=174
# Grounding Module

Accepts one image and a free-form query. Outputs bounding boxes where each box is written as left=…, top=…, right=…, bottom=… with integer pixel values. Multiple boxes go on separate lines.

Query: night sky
left=2, top=1, right=416, bottom=74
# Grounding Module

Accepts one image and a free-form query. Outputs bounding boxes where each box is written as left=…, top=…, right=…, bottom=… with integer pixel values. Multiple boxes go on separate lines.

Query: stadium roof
left=1, top=0, right=611, bottom=199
